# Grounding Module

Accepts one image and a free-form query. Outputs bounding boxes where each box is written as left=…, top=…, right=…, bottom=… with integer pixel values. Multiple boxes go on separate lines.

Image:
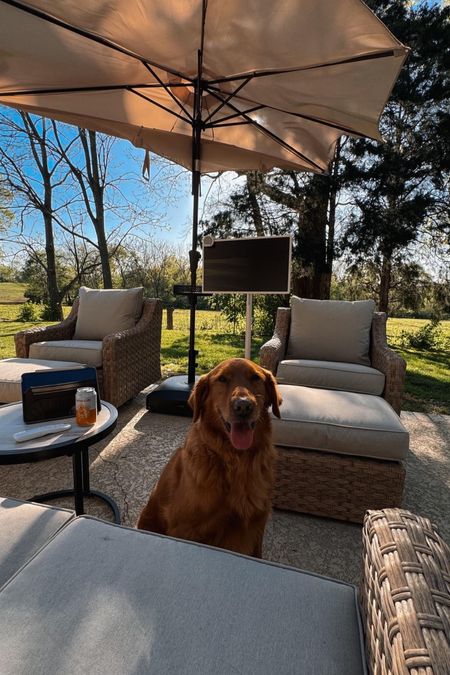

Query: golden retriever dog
left=137, top=358, right=281, bottom=557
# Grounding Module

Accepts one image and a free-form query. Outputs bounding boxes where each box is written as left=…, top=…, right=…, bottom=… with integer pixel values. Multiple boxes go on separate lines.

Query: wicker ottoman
left=272, top=385, right=409, bottom=523
left=0, top=358, right=85, bottom=404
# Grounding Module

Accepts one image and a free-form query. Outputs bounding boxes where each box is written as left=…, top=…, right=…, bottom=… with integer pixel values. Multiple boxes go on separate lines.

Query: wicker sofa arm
left=260, top=307, right=291, bottom=374
left=14, top=301, right=79, bottom=358
left=101, top=299, right=162, bottom=405
left=370, top=313, right=406, bottom=415
left=361, top=508, right=450, bottom=675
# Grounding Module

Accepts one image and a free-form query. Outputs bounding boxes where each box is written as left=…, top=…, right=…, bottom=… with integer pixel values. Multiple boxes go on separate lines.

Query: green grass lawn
left=0, top=282, right=27, bottom=303
left=1, top=293, right=448, bottom=414
left=386, top=319, right=450, bottom=414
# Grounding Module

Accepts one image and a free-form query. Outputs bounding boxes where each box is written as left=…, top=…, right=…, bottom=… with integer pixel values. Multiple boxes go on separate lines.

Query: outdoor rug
left=1, top=391, right=449, bottom=586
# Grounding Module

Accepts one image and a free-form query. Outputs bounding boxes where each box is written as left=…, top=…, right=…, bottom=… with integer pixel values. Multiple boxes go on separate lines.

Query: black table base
left=29, top=446, right=120, bottom=524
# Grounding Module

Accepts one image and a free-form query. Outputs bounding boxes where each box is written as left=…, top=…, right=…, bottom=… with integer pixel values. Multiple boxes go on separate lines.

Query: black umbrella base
left=146, top=375, right=200, bottom=416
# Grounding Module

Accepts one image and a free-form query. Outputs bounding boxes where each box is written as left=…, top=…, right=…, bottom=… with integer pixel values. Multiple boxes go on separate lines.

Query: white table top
left=0, top=401, right=117, bottom=455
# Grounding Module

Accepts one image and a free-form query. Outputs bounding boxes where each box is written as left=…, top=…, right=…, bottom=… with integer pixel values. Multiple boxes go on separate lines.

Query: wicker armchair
left=15, top=298, right=162, bottom=408
left=260, top=307, right=406, bottom=414
left=362, top=509, right=450, bottom=675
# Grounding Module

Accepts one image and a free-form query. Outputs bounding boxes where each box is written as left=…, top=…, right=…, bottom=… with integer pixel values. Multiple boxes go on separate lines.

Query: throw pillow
left=286, top=297, right=375, bottom=365
left=74, top=286, right=144, bottom=340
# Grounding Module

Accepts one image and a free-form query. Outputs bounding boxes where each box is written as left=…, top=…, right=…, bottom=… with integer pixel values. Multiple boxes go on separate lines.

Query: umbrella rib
left=128, top=88, right=192, bottom=125
left=210, top=121, right=253, bottom=128
left=0, top=0, right=194, bottom=83
left=142, top=64, right=193, bottom=122
left=206, top=85, right=370, bottom=139
left=203, top=77, right=253, bottom=125
left=204, top=105, right=266, bottom=127
left=207, top=48, right=405, bottom=85
left=0, top=83, right=191, bottom=98
left=205, top=88, right=324, bottom=173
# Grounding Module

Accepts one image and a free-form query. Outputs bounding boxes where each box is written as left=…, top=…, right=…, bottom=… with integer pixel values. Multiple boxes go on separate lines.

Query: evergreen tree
left=341, top=0, right=450, bottom=312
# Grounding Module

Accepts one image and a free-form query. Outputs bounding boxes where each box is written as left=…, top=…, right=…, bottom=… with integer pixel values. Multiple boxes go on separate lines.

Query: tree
left=0, top=112, right=68, bottom=319
left=0, top=109, right=177, bottom=311
left=117, top=238, right=190, bottom=305
left=51, top=126, right=115, bottom=287
left=340, top=0, right=450, bottom=312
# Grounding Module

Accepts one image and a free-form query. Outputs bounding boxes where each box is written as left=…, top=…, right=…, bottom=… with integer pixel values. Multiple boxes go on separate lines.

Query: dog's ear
left=263, top=368, right=282, bottom=418
left=188, top=374, right=209, bottom=422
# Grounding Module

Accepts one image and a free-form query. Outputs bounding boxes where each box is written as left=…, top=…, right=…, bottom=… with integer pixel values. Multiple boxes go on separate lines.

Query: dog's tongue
left=230, top=422, right=254, bottom=450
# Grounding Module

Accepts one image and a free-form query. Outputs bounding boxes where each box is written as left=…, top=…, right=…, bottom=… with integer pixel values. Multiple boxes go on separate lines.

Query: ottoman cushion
left=0, top=516, right=367, bottom=675
left=0, top=497, right=74, bottom=588
left=277, top=359, right=385, bottom=395
left=29, top=340, right=103, bottom=367
left=273, top=385, right=409, bottom=461
left=0, top=358, right=86, bottom=403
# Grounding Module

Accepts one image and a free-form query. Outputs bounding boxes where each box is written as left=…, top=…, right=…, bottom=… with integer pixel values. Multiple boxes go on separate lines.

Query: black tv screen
left=202, top=236, right=291, bottom=294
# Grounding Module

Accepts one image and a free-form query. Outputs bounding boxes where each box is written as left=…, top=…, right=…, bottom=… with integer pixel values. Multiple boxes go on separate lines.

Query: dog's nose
left=232, top=397, right=254, bottom=417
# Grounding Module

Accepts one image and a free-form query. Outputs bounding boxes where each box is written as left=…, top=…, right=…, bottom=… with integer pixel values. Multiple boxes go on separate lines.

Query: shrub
left=17, top=302, right=41, bottom=322
left=40, top=304, right=60, bottom=321
left=399, top=319, right=448, bottom=351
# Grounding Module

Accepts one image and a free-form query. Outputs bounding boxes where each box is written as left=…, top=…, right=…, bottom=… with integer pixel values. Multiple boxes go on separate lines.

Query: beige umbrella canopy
left=0, top=0, right=408, bottom=381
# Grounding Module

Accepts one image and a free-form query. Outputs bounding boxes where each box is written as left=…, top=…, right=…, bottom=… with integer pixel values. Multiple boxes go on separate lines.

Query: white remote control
left=14, top=423, right=72, bottom=443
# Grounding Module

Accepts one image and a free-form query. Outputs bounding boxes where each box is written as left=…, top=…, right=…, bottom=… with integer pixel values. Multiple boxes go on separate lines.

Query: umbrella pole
left=187, top=65, right=203, bottom=384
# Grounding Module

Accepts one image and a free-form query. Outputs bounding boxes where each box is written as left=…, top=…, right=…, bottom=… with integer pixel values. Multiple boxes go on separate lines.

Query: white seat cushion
left=273, top=384, right=409, bottom=461
left=277, top=359, right=385, bottom=395
left=29, top=340, right=103, bottom=368
left=0, top=358, right=85, bottom=403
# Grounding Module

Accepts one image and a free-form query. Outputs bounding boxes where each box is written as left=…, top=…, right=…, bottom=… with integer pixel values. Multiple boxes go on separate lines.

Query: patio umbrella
left=0, top=0, right=408, bottom=386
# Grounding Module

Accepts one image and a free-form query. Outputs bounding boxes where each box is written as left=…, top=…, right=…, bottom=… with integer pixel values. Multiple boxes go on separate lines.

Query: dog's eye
left=250, top=373, right=262, bottom=382
left=217, top=375, right=228, bottom=383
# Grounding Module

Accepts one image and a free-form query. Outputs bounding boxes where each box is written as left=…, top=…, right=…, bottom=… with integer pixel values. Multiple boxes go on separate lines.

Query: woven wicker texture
left=15, top=298, right=162, bottom=408
left=15, top=302, right=78, bottom=357
left=260, top=307, right=406, bottom=414
left=370, top=313, right=407, bottom=415
left=361, top=509, right=450, bottom=675
left=274, top=447, right=405, bottom=523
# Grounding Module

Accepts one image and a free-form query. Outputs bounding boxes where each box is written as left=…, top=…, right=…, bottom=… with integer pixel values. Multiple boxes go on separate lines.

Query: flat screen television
left=202, top=235, right=291, bottom=294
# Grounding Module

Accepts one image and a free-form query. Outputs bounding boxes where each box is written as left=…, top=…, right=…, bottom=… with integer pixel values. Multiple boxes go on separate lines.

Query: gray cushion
left=0, top=516, right=367, bottom=675
left=277, top=359, right=385, bottom=395
left=273, top=384, right=409, bottom=461
left=0, top=497, right=74, bottom=589
left=0, top=358, right=86, bottom=403
left=287, top=297, right=375, bottom=365
left=74, top=286, right=144, bottom=340
left=29, top=340, right=103, bottom=367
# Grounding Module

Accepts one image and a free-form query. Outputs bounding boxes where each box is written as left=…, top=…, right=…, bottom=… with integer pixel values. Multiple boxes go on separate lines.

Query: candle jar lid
left=76, top=387, right=96, bottom=401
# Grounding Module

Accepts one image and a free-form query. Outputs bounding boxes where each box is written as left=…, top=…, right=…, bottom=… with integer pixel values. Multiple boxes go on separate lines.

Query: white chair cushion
left=29, top=340, right=103, bottom=368
left=0, top=497, right=74, bottom=588
left=273, top=384, right=409, bottom=461
left=286, top=297, right=375, bottom=365
left=0, top=358, right=85, bottom=403
left=74, top=286, right=144, bottom=340
left=277, top=359, right=385, bottom=396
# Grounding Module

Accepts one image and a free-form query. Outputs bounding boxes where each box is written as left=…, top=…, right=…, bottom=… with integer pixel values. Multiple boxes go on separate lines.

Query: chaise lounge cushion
left=29, top=340, right=103, bottom=368
left=0, top=516, right=367, bottom=674
left=273, top=384, right=409, bottom=461
left=286, top=297, right=375, bottom=365
left=74, top=286, right=144, bottom=340
left=0, top=357, right=86, bottom=403
left=277, top=359, right=385, bottom=395
left=0, top=498, right=74, bottom=588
